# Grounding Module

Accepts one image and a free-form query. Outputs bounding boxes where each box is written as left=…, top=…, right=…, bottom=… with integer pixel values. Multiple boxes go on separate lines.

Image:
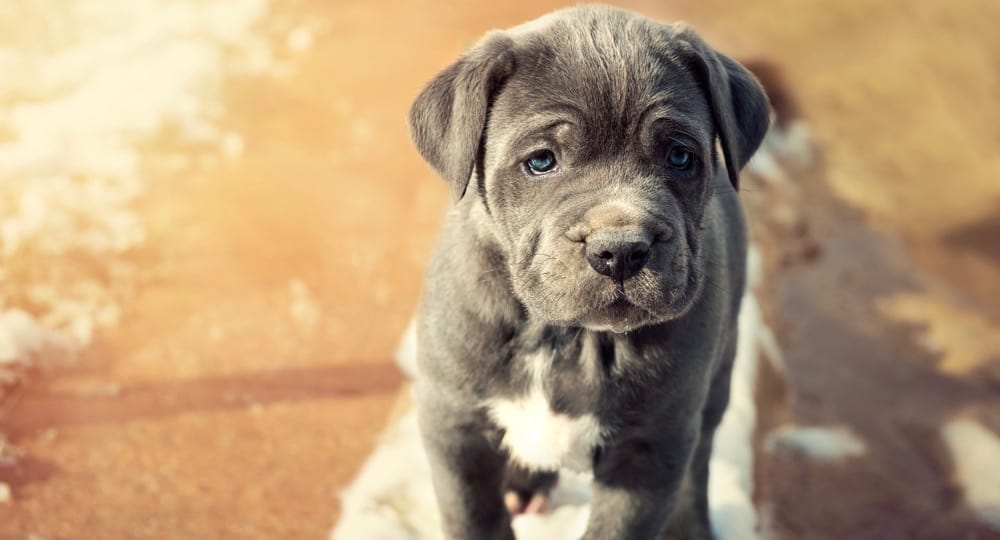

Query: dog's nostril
left=628, top=247, right=649, bottom=266
left=586, top=237, right=651, bottom=282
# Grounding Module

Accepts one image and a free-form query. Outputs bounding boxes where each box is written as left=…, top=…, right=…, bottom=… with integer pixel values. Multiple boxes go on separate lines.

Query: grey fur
left=407, top=6, right=769, bottom=539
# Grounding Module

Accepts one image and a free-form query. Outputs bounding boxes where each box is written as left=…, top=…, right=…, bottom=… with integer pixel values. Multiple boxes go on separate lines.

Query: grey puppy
left=408, top=5, right=769, bottom=539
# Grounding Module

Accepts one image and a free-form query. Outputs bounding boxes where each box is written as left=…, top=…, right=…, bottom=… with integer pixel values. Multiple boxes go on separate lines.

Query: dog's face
left=410, top=6, right=769, bottom=333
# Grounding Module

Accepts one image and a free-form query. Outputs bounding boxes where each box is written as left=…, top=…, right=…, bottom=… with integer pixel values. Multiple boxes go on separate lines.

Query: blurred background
left=0, top=0, right=997, bottom=538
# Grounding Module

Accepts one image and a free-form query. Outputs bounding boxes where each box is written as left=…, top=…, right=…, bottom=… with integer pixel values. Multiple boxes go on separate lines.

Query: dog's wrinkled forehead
left=493, top=11, right=713, bottom=155
left=407, top=5, right=771, bottom=200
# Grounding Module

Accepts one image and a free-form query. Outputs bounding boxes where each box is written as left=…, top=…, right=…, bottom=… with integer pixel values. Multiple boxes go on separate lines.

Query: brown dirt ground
left=1, top=1, right=998, bottom=539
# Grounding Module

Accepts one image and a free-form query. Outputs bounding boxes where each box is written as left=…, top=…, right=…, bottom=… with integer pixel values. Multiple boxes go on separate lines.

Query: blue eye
left=667, top=146, right=693, bottom=170
left=525, top=150, right=557, bottom=175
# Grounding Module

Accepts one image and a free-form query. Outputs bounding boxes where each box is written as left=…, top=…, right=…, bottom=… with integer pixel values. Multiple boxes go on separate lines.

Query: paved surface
left=0, top=1, right=998, bottom=538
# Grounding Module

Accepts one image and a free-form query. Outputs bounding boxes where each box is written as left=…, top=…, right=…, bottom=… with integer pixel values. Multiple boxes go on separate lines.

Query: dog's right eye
left=524, top=150, right=558, bottom=175
left=667, top=145, right=694, bottom=171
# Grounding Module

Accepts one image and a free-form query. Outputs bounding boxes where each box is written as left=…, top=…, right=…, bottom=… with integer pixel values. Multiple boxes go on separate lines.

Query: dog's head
left=409, top=6, right=769, bottom=333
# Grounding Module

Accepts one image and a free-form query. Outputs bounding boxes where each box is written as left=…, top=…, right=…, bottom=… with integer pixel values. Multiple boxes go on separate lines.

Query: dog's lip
left=594, top=295, right=640, bottom=321
left=588, top=298, right=644, bottom=333
left=602, top=291, right=633, bottom=312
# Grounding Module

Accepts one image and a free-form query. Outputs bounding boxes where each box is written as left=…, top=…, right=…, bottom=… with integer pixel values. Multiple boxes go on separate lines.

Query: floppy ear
left=675, top=28, right=771, bottom=190
left=408, top=32, right=516, bottom=202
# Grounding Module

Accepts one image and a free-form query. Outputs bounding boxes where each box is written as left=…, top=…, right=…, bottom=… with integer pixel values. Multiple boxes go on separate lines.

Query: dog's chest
left=486, top=350, right=604, bottom=472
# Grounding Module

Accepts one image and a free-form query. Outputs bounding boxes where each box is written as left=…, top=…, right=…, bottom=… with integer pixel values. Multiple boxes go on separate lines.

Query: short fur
left=408, top=6, right=769, bottom=539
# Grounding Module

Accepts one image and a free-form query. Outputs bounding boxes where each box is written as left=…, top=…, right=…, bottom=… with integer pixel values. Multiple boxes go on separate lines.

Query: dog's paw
left=503, top=464, right=558, bottom=515
left=504, top=489, right=550, bottom=515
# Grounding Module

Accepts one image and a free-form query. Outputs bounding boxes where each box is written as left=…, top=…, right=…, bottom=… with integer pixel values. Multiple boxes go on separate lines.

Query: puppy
left=408, top=6, right=769, bottom=539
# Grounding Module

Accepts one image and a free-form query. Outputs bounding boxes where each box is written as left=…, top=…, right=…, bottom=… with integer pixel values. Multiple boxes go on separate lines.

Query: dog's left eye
left=667, top=146, right=694, bottom=171
left=524, top=150, right=558, bottom=175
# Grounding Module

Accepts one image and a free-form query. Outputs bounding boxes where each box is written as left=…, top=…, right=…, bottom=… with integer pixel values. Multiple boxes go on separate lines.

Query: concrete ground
left=0, top=1, right=997, bottom=538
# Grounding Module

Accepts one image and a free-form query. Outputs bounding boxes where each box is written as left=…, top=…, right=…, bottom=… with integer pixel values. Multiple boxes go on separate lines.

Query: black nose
left=585, top=232, right=651, bottom=282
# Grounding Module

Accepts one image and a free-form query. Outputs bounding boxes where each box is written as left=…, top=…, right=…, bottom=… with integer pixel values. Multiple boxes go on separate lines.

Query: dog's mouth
left=606, top=294, right=632, bottom=316
left=526, top=278, right=697, bottom=333
left=579, top=294, right=650, bottom=333
left=576, top=270, right=702, bottom=333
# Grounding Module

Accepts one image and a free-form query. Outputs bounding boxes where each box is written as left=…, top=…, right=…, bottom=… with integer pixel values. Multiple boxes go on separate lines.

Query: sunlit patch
left=877, top=292, right=1000, bottom=376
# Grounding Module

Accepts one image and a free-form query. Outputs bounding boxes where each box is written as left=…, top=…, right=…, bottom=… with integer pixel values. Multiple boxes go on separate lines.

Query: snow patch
left=333, top=408, right=443, bottom=540
left=764, top=425, right=866, bottom=461
left=941, top=419, right=1000, bottom=531
left=708, top=290, right=763, bottom=539
left=0, top=309, right=62, bottom=364
left=747, top=120, right=814, bottom=185
left=0, top=0, right=271, bottom=375
left=395, top=319, right=418, bottom=379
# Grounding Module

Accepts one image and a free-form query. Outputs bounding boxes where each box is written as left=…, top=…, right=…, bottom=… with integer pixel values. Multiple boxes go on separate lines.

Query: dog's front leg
left=582, top=428, right=701, bottom=540
left=417, top=385, right=513, bottom=540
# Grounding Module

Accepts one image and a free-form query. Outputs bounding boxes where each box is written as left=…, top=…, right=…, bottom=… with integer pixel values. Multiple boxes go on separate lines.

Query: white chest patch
left=486, top=351, right=604, bottom=472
